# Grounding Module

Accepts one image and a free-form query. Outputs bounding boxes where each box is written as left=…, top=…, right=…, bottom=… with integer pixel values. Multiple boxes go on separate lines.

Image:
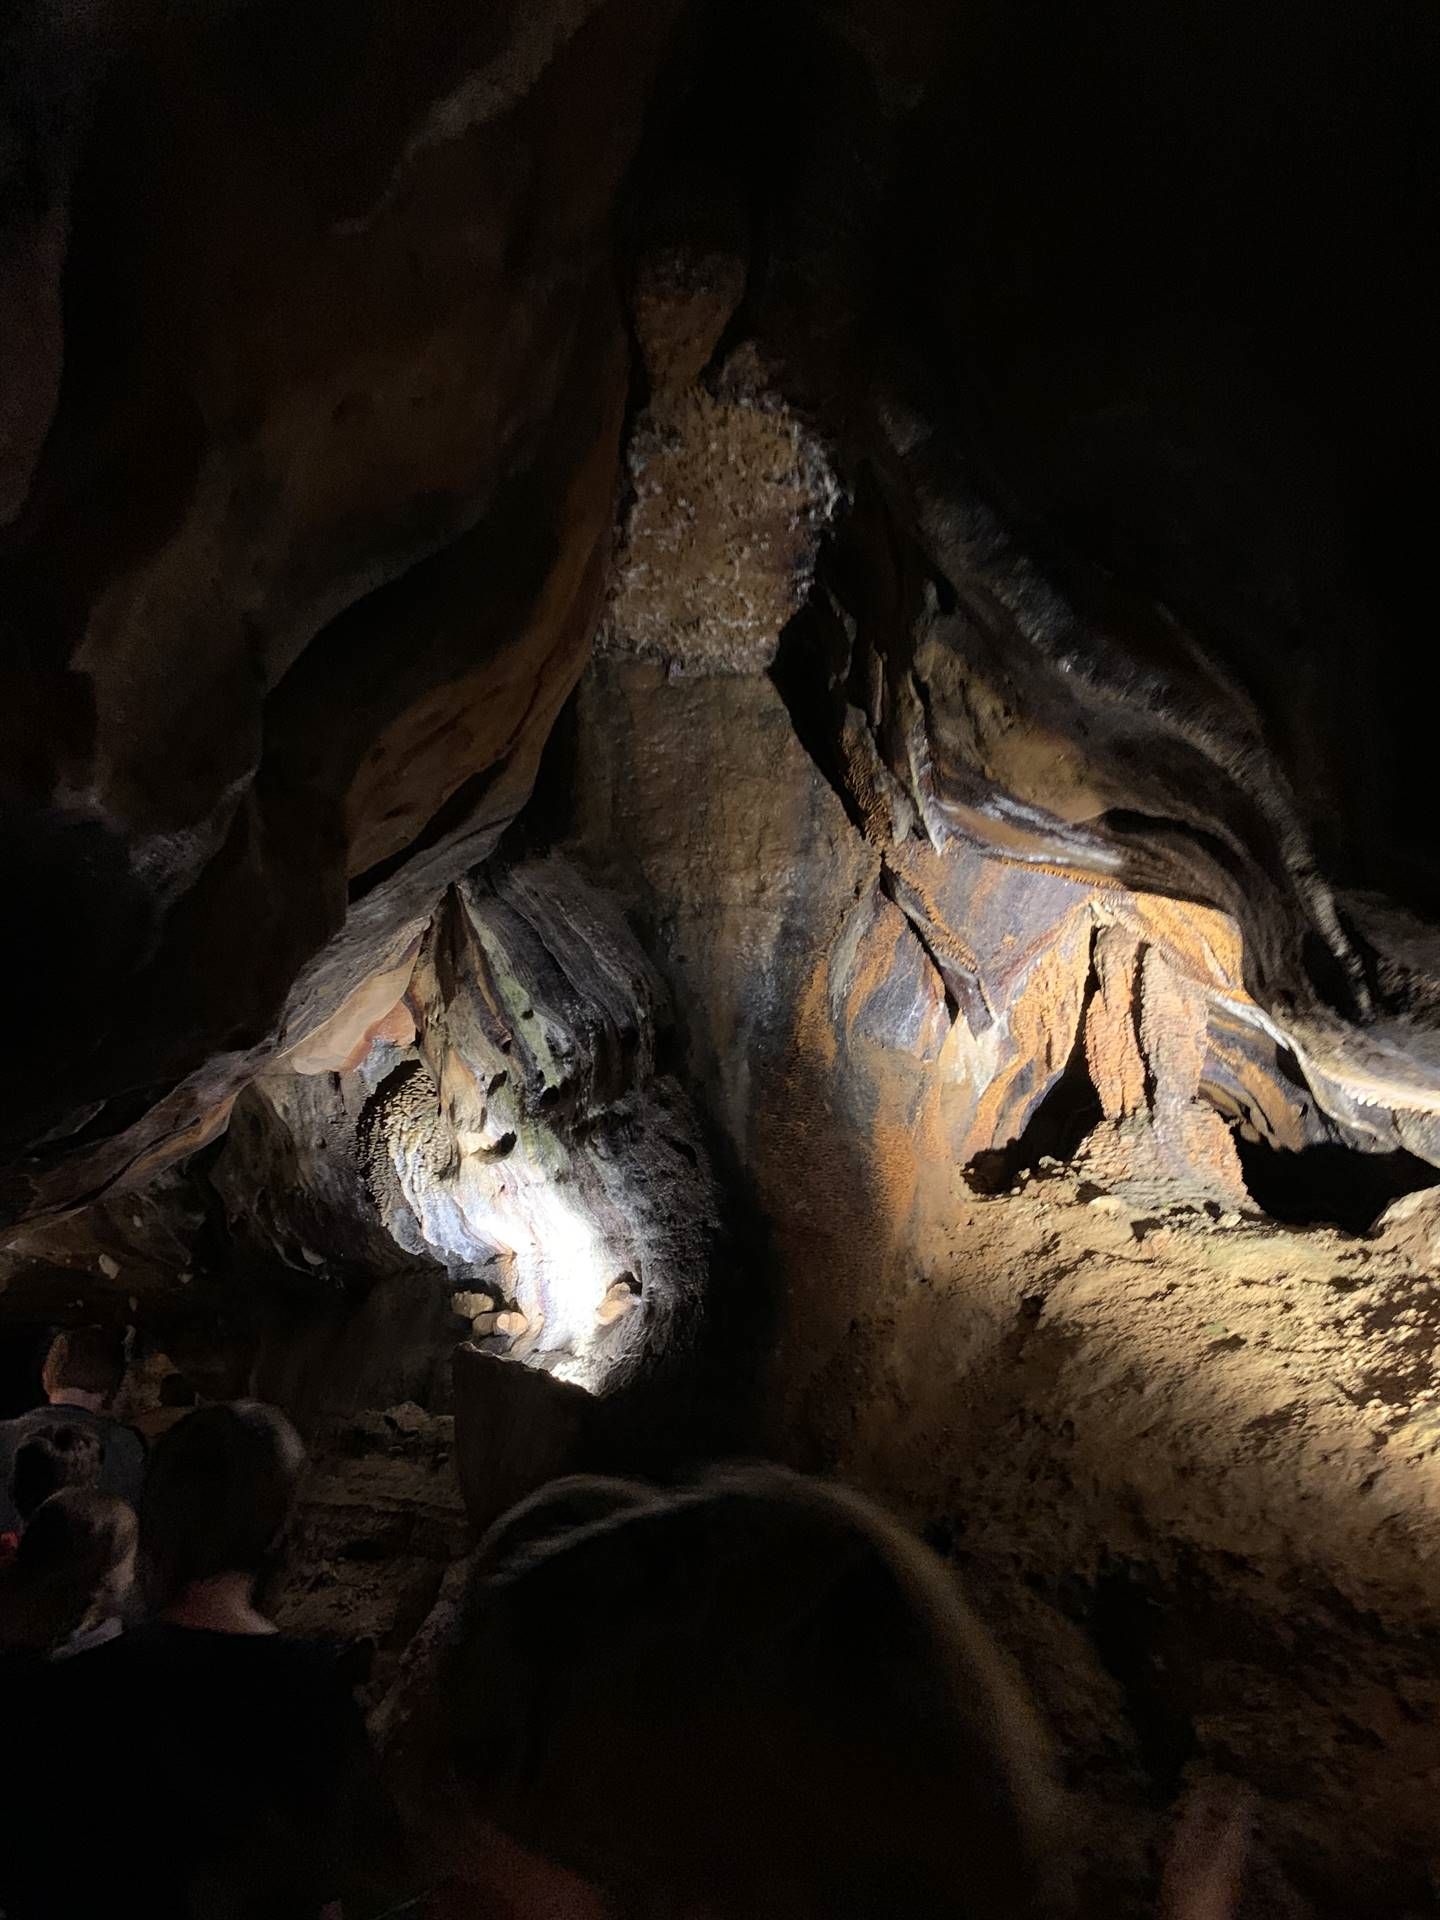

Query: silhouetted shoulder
left=61, top=1621, right=361, bottom=1734
left=0, top=1408, right=146, bottom=1531
left=48, top=1626, right=390, bottom=1917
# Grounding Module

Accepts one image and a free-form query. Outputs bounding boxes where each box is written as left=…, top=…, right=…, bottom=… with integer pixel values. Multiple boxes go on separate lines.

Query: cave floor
left=259, top=1163, right=1440, bottom=1919
left=778, top=1161, right=1440, bottom=1917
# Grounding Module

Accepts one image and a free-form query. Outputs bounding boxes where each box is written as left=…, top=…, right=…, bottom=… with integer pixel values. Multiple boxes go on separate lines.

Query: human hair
left=475, top=1474, right=659, bottom=1564
left=441, top=1466, right=1066, bottom=1920
left=140, top=1401, right=304, bottom=1608
left=11, top=1425, right=103, bottom=1523
left=42, top=1325, right=125, bottom=1402
left=0, top=1490, right=137, bottom=1655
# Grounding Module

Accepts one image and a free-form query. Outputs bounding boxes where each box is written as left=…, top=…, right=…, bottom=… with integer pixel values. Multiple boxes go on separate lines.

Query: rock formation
left=210, top=856, right=716, bottom=1396
left=0, top=0, right=681, bottom=1219
left=3, top=0, right=1438, bottom=1218
left=3, top=0, right=1440, bottom=1913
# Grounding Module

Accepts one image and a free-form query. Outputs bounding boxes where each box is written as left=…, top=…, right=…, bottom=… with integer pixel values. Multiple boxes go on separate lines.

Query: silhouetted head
left=42, top=1326, right=125, bottom=1407
left=474, top=1473, right=659, bottom=1564
left=432, top=1465, right=1065, bottom=1920
left=0, top=1489, right=137, bottom=1655
left=140, top=1401, right=304, bottom=1609
left=11, top=1425, right=103, bottom=1525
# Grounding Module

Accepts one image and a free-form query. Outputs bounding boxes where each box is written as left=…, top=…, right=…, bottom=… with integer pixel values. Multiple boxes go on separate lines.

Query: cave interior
left=3, top=0, right=1440, bottom=1912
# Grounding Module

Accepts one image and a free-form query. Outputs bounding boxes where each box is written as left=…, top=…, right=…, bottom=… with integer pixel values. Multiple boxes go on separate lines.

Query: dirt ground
left=226, top=656, right=1440, bottom=1920
left=265, top=1160, right=1440, bottom=1917
left=780, top=1156, right=1440, bottom=1918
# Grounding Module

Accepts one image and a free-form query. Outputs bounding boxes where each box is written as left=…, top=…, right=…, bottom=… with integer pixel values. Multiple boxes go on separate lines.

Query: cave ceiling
left=1, top=0, right=1438, bottom=1235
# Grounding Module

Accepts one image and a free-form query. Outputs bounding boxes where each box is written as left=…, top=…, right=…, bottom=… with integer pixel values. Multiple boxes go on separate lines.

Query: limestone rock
left=3, top=13, right=1440, bottom=1916
left=451, top=1344, right=594, bottom=1535
left=0, top=1170, right=205, bottom=1315
left=0, top=0, right=682, bottom=1222
left=1374, top=1188, right=1440, bottom=1272
left=213, top=853, right=719, bottom=1395
left=599, top=343, right=840, bottom=675
left=630, top=243, right=748, bottom=394
left=1086, top=925, right=1149, bottom=1122
left=450, top=1291, right=496, bottom=1324
left=1078, top=929, right=1249, bottom=1207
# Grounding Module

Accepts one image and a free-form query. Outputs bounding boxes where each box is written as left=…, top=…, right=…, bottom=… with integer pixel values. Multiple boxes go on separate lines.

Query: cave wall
left=0, top=0, right=681, bottom=1219
left=564, top=654, right=1440, bottom=1917
left=212, top=855, right=718, bottom=1400
left=5, top=0, right=1439, bottom=1227
left=4, top=3, right=1440, bottom=1915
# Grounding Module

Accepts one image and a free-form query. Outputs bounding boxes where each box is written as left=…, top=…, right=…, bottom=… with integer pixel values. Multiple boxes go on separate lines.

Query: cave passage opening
left=1232, top=1135, right=1440, bottom=1237
left=967, top=1026, right=1440, bottom=1234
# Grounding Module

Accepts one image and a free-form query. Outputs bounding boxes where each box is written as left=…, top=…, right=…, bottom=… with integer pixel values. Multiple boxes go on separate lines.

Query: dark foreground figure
left=3, top=1401, right=402, bottom=1920
left=4, top=1434, right=1244, bottom=1918
left=0, top=1327, right=145, bottom=1535
left=404, top=1466, right=1066, bottom=1920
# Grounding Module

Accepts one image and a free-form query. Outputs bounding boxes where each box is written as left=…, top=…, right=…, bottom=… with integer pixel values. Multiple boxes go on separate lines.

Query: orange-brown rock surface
left=4, top=0, right=1439, bottom=1227
left=560, top=653, right=1440, bottom=1916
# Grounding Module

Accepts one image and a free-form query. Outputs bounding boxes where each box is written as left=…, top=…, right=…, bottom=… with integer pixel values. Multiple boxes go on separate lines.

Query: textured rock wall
left=562, top=656, right=1440, bottom=1916
left=212, top=856, right=718, bottom=1398
left=0, top=0, right=680, bottom=1221
left=3, top=0, right=1438, bottom=1225
left=3, top=5, right=1440, bottom=1915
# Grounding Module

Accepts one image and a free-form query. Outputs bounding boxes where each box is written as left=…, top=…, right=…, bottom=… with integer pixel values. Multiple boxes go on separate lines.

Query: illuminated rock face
left=213, top=858, right=716, bottom=1395
left=568, top=661, right=1433, bottom=1222
left=560, top=658, right=1440, bottom=1916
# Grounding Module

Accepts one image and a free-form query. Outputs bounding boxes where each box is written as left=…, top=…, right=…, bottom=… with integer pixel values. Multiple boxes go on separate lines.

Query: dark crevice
left=768, top=595, right=871, bottom=842
left=1235, top=1134, right=1440, bottom=1236
left=965, top=951, right=1102, bottom=1192
left=1133, top=939, right=1156, bottom=1115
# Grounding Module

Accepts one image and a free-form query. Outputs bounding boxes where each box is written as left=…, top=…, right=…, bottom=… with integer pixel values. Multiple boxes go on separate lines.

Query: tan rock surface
left=566, top=654, right=1440, bottom=1914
